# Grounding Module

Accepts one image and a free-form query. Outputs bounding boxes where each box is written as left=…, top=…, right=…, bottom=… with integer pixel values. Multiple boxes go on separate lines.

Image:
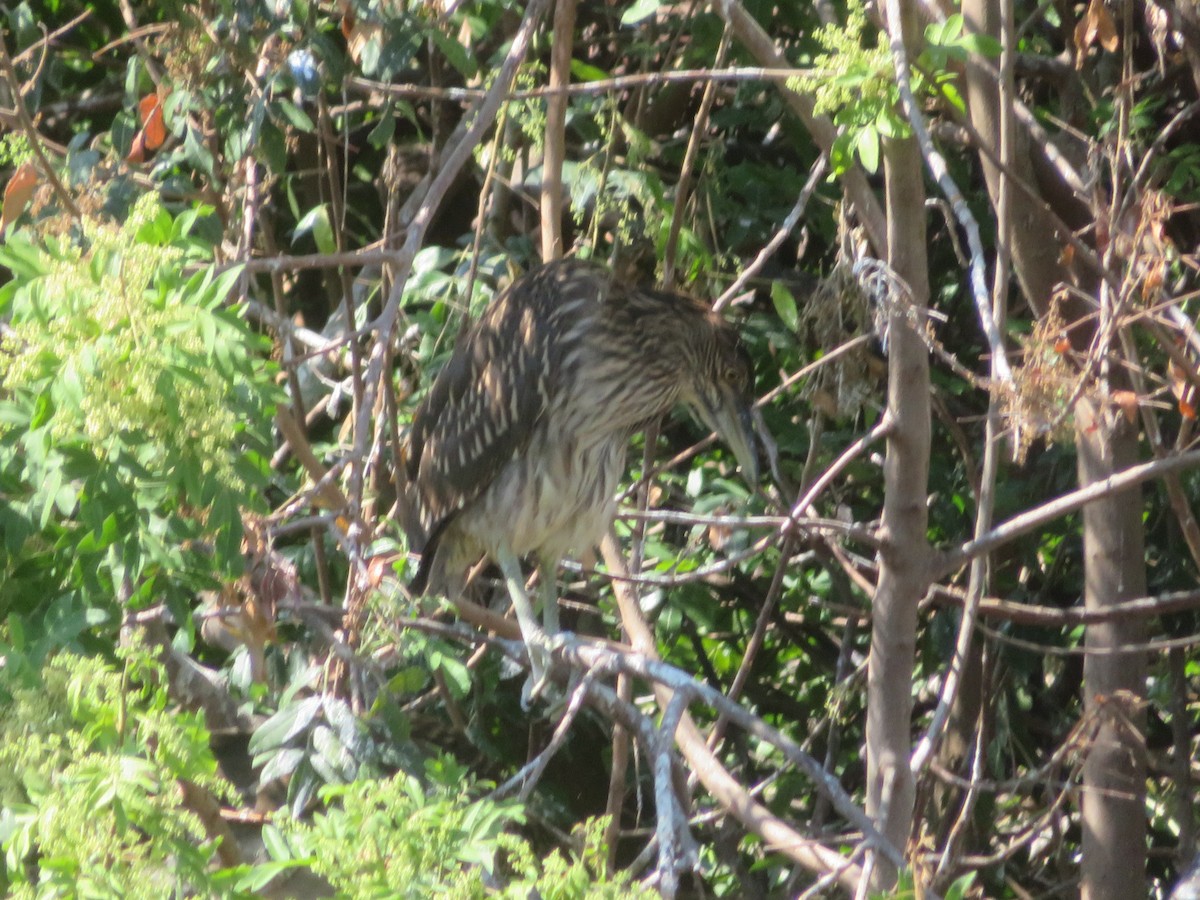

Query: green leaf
left=829, top=131, right=855, bottom=175
left=183, top=124, right=216, bottom=178
left=367, top=107, right=396, bottom=149
left=259, top=119, right=288, bottom=173
left=412, top=245, right=459, bottom=276
left=621, top=0, right=660, bottom=26
left=8, top=614, right=25, bottom=651
left=259, top=747, right=306, bottom=784
left=227, top=859, right=309, bottom=892
left=38, top=463, right=64, bottom=528
left=856, top=125, right=881, bottom=173
left=770, top=281, right=799, bottom=332
left=387, top=666, right=429, bottom=695
left=0, top=400, right=31, bottom=427
left=925, top=14, right=963, bottom=45
left=431, top=651, right=471, bottom=698
left=958, top=32, right=1003, bottom=57
left=209, top=487, right=243, bottom=568
left=260, top=823, right=296, bottom=864
left=312, top=724, right=354, bottom=782
left=944, top=871, right=976, bottom=900
left=294, top=205, right=336, bottom=255
left=429, top=28, right=477, bottom=79
left=938, top=80, right=966, bottom=114
left=276, top=98, right=315, bottom=133
left=569, top=59, right=609, bottom=82
left=249, top=696, right=323, bottom=756
left=0, top=499, right=32, bottom=556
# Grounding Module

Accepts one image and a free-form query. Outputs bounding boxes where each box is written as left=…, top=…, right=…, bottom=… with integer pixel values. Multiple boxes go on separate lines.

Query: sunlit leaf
left=770, top=281, right=799, bottom=332
left=294, top=204, right=336, bottom=255
left=2, top=163, right=38, bottom=230
left=621, top=0, right=660, bottom=26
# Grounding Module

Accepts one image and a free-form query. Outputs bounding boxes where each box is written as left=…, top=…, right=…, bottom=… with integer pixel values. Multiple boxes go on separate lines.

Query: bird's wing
left=407, top=262, right=606, bottom=534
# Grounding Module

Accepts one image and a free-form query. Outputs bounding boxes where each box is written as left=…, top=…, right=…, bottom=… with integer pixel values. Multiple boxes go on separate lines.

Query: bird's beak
left=695, top=387, right=760, bottom=487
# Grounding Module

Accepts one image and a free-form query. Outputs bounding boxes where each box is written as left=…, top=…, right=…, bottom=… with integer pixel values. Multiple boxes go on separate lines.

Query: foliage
left=0, top=644, right=249, bottom=898
left=794, top=5, right=998, bottom=174
left=2, top=0, right=1199, bottom=896
left=0, top=198, right=278, bottom=656
left=794, top=0, right=901, bottom=174
left=272, top=761, right=653, bottom=899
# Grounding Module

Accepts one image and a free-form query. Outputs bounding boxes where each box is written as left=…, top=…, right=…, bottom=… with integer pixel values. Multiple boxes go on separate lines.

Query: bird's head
left=687, top=323, right=760, bottom=487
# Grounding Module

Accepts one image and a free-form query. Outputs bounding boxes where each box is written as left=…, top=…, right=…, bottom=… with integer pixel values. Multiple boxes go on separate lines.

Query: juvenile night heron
left=404, top=259, right=758, bottom=697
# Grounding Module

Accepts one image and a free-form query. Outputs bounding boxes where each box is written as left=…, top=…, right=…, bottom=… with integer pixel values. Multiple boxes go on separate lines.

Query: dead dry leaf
left=1075, top=0, right=1119, bottom=65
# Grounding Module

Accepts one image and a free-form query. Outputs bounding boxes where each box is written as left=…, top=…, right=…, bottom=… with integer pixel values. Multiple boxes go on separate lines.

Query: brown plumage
left=404, top=259, right=758, bottom=698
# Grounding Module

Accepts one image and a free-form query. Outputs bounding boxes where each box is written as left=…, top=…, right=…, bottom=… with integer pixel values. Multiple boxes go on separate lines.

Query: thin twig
left=882, top=0, right=1012, bottom=383
left=910, top=0, right=1016, bottom=781
left=556, top=631, right=911, bottom=875
left=663, top=26, right=729, bottom=285
left=600, top=533, right=869, bottom=892
left=349, top=67, right=834, bottom=103
left=540, top=0, right=575, bottom=262
left=715, top=153, right=827, bottom=311
left=492, top=671, right=595, bottom=801
left=0, top=35, right=81, bottom=219
left=937, top=448, right=1200, bottom=577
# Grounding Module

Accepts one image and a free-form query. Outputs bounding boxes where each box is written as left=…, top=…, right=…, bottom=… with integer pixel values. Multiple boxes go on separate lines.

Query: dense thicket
left=2, top=0, right=1199, bottom=897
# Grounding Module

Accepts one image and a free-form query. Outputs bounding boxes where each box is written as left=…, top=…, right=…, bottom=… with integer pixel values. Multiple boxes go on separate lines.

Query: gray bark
left=962, top=1, right=1150, bottom=894
left=867, top=2, right=933, bottom=886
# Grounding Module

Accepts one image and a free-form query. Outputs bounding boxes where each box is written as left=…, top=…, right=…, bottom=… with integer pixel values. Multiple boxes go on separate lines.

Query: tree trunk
left=1076, top=397, right=1148, bottom=900
left=961, top=0, right=1150, bottom=894
left=867, top=2, right=932, bottom=886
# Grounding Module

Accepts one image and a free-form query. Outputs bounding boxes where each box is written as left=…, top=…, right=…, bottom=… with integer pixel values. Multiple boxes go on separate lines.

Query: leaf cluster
left=0, top=645, right=244, bottom=898
left=0, top=199, right=279, bottom=655
left=273, top=764, right=654, bottom=900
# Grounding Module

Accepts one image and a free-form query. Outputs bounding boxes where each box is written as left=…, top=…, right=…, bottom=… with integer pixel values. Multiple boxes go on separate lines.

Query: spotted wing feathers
left=406, top=261, right=613, bottom=546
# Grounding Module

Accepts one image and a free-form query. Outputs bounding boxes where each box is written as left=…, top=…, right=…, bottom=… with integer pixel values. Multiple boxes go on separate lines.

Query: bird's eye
left=724, top=365, right=743, bottom=385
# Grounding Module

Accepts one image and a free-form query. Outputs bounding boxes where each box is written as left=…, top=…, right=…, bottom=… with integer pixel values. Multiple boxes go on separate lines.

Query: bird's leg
left=495, top=549, right=551, bottom=707
left=538, top=558, right=560, bottom=637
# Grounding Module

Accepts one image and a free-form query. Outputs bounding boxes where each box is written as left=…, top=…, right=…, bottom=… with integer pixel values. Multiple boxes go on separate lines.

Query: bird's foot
left=519, top=632, right=571, bottom=710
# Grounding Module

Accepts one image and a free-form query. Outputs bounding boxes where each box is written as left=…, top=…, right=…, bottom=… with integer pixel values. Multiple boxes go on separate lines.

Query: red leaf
left=126, top=91, right=168, bottom=162
left=139, top=93, right=167, bottom=150
left=2, top=163, right=38, bottom=230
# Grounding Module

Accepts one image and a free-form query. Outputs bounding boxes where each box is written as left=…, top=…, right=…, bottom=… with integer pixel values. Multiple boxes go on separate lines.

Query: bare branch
left=938, top=448, right=1200, bottom=577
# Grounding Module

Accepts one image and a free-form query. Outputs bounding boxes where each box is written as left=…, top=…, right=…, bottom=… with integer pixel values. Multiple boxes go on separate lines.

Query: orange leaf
left=126, top=92, right=168, bottom=162
left=139, top=93, right=167, bottom=150
left=1112, top=389, right=1139, bottom=424
left=2, top=163, right=38, bottom=230
left=1054, top=336, right=1071, bottom=354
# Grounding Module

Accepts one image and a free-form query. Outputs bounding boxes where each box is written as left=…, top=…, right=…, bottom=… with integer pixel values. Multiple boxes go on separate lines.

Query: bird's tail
left=407, top=510, right=459, bottom=596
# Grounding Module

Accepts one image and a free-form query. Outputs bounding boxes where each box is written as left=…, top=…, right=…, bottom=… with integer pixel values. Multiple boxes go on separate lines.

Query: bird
left=403, top=258, right=759, bottom=700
